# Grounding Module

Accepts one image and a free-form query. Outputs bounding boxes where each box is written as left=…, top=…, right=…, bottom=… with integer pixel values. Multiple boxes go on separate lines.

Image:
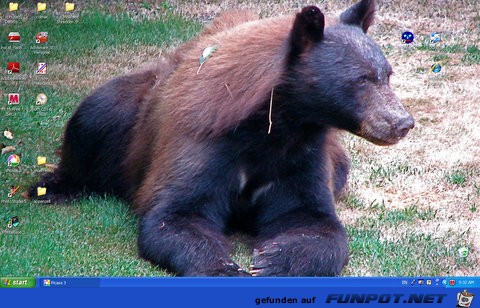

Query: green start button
left=1, top=277, right=36, bottom=288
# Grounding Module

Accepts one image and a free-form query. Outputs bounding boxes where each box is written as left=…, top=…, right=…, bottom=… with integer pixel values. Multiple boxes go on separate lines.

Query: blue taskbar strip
left=1, top=277, right=479, bottom=308
left=25, top=276, right=479, bottom=288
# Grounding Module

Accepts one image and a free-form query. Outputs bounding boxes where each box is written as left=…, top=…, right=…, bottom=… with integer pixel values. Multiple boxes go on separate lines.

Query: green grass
left=339, top=188, right=475, bottom=276
left=474, top=184, right=480, bottom=196
left=415, top=42, right=464, bottom=53
left=446, top=170, right=468, bottom=187
left=461, top=45, right=480, bottom=64
left=342, top=192, right=365, bottom=210
left=1, top=196, right=165, bottom=276
left=469, top=203, right=477, bottom=213
left=0, top=10, right=201, bottom=70
left=1, top=8, right=200, bottom=277
left=378, top=205, right=437, bottom=225
left=368, top=161, right=422, bottom=187
left=342, top=197, right=474, bottom=276
left=432, top=54, right=451, bottom=63
left=414, top=39, right=479, bottom=66
left=345, top=228, right=476, bottom=276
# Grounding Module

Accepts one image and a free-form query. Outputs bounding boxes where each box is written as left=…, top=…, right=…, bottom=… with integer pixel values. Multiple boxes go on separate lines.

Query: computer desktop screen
left=1, top=0, right=479, bottom=307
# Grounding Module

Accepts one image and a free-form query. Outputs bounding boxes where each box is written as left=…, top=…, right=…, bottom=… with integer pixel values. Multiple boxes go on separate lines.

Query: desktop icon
left=7, top=216, right=19, bottom=228
left=37, top=186, right=47, bottom=196
left=37, top=156, right=46, bottom=165
left=7, top=154, right=20, bottom=167
left=9, top=2, right=18, bottom=12
left=430, top=32, right=441, bottom=44
left=401, top=31, right=414, bottom=44
left=65, top=2, right=75, bottom=12
left=8, top=93, right=19, bottom=105
left=458, top=246, right=469, bottom=258
left=35, top=32, right=48, bottom=44
left=37, top=62, right=47, bottom=75
left=430, top=63, right=442, bottom=74
left=457, top=290, right=475, bottom=308
left=7, top=62, right=20, bottom=74
left=4, top=129, right=14, bottom=140
left=36, top=93, right=48, bottom=105
left=8, top=32, right=20, bottom=42
left=37, top=2, right=46, bottom=12
left=8, top=185, right=20, bottom=198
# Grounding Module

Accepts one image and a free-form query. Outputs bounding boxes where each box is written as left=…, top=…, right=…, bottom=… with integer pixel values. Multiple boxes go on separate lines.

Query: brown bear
left=29, top=0, right=414, bottom=276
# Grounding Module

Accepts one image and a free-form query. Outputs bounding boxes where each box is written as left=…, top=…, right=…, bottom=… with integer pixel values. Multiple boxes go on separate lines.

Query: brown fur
left=160, top=16, right=293, bottom=139
left=124, top=11, right=266, bottom=209
left=128, top=14, right=287, bottom=213
left=126, top=12, right=346, bottom=213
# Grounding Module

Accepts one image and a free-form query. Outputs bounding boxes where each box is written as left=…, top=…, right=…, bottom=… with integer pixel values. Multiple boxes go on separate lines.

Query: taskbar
left=1, top=276, right=479, bottom=289
left=0, top=277, right=477, bottom=307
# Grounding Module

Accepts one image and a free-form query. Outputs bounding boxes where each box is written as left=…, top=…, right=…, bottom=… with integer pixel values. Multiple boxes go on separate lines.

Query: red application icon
left=8, top=93, right=19, bottom=105
left=8, top=32, right=20, bottom=42
left=449, top=279, right=456, bottom=286
left=35, top=32, right=48, bottom=44
left=7, top=62, right=20, bottom=74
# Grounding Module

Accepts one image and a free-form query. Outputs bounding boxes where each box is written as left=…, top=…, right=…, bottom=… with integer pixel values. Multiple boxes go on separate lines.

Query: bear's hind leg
left=251, top=210, right=348, bottom=276
left=138, top=209, right=250, bottom=276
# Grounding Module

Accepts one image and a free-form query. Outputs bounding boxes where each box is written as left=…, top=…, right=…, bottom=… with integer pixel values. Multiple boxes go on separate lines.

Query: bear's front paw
left=250, top=233, right=348, bottom=276
left=250, top=241, right=290, bottom=276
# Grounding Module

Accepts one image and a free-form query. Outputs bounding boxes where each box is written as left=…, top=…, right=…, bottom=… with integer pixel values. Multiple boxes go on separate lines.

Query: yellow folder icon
left=9, top=2, right=18, bottom=11
left=65, top=2, right=75, bottom=12
left=37, top=156, right=47, bottom=165
left=37, top=187, right=47, bottom=196
left=37, top=2, right=46, bottom=12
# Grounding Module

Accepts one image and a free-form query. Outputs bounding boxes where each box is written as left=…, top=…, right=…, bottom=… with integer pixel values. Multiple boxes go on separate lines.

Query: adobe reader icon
left=7, top=62, right=20, bottom=74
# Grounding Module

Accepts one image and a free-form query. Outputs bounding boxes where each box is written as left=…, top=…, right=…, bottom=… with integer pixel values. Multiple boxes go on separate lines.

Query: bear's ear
left=288, top=6, right=325, bottom=63
left=340, top=0, right=375, bottom=33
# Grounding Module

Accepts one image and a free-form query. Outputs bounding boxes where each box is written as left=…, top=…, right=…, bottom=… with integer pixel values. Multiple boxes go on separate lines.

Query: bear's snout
left=395, top=115, right=415, bottom=139
left=357, top=107, right=415, bottom=146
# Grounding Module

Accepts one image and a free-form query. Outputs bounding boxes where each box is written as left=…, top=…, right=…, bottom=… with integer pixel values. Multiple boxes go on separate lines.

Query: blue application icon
left=430, top=63, right=442, bottom=74
left=402, top=31, right=414, bottom=44
left=430, top=32, right=441, bottom=44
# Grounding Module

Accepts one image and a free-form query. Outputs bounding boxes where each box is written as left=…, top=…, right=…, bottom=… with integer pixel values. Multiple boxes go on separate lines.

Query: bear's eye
left=357, top=75, right=369, bottom=86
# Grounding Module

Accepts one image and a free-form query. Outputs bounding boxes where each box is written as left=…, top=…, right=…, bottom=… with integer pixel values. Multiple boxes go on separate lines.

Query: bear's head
left=285, top=0, right=414, bottom=145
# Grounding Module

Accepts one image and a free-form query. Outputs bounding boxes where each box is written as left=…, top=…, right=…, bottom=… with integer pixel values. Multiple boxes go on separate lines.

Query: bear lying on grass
left=29, top=0, right=414, bottom=276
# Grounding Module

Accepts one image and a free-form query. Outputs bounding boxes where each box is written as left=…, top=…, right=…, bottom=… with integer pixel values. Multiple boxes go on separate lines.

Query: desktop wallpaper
left=1, top=0, right=479, bottom=277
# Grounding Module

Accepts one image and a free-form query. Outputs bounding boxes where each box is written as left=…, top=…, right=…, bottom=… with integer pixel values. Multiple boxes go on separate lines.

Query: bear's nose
left=396, top=116, right=415, bottom=138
